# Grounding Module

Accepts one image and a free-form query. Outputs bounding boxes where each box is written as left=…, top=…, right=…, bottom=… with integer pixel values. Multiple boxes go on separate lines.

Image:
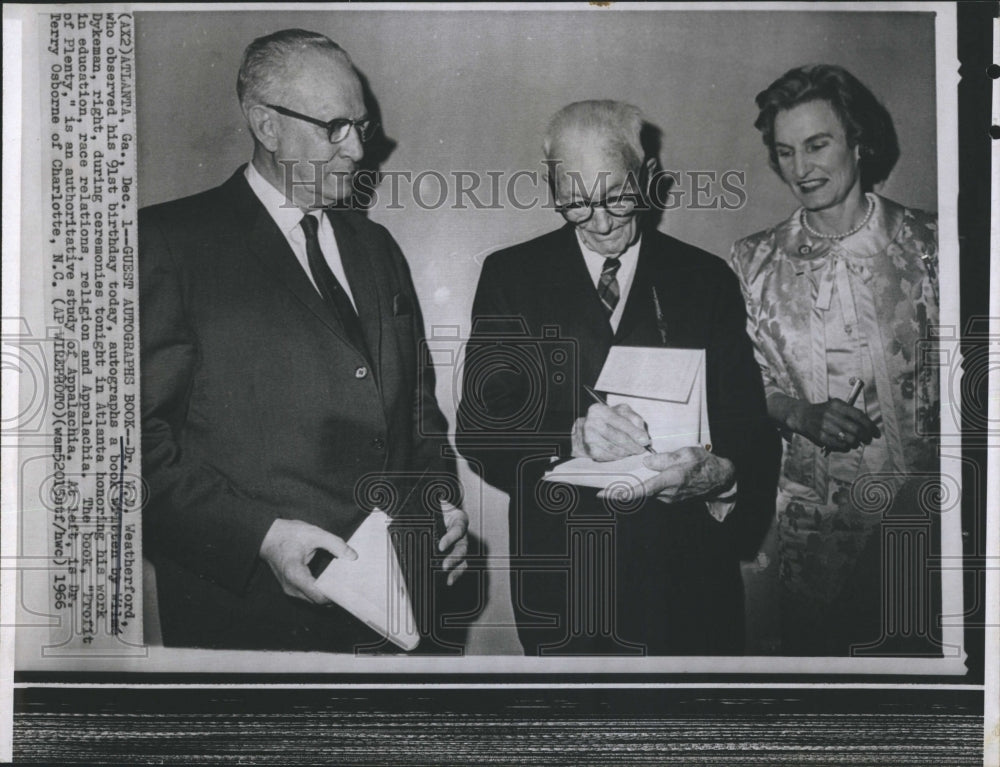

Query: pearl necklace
left=800, top=193, right=875, bottom=240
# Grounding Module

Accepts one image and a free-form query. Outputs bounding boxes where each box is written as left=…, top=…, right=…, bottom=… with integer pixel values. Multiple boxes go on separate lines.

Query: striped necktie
left=598, top=257, right=622, bottom=318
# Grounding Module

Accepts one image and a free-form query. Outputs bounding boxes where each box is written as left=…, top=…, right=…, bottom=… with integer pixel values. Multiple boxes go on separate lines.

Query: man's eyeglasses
left=266, top=104, right=379, bottom=144
left=555, top=192, right=645, bottom=224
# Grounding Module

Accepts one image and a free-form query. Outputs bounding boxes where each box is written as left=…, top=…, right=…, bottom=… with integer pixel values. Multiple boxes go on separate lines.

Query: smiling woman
left=728, top=64, right=940, bottom=657
left=773, top=99, right=867, bottom=231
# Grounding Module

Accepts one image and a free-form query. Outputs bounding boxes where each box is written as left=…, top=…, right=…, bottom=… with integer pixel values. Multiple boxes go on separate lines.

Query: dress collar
left=781, top=194, right=906, bottom=262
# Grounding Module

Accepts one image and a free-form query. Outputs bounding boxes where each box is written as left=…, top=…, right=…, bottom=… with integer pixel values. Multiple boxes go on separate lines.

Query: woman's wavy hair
left=754, top=64, right=900, bottom=191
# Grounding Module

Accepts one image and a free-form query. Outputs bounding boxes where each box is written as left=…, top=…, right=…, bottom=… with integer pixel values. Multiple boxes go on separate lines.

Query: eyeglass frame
left=551, top=161, right=653, bottom=224
left=554, top=190, right=648, bottom=224
left=265, top=103, right=379, bottom=144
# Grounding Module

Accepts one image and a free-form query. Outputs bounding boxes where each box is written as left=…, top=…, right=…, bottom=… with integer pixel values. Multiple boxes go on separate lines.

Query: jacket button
left=372, top=437, right=385, bottom=451
left=355, top=366, right=368, bottom=379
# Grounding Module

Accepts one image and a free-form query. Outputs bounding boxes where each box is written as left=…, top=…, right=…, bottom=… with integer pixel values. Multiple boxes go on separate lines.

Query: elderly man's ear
left=247, top=104, right=281, bottom=153
left=540, top=157, right=560, bottom=191
left=642, top=156, right=658, bottom=190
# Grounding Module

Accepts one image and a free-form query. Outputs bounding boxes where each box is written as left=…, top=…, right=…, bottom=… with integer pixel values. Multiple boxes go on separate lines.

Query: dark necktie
left=598, top=257, right=622, bottom=318
left=300, top=213, right=371, bottom=364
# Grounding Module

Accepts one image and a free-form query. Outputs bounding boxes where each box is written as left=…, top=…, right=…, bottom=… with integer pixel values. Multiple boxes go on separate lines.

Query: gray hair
left=542, top=100, right=645, bottom=169
left=236, top=28, right=350, bottom=115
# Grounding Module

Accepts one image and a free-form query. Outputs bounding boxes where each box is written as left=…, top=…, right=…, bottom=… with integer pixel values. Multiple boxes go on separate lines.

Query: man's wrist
left=709, top=454, right=737, bottom=497
left=713, top=482, right=738, bottom=502
left=570, top=416, right=587, bottom=458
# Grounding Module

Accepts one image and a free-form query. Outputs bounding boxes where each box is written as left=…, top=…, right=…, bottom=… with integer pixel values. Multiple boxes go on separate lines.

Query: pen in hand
left=822, top=376, right=865, bottom=456
left=583, top=384, right=657, bottom=455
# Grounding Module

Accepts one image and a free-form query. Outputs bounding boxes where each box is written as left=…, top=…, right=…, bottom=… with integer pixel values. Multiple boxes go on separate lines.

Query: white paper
left=313, top=511, right=419, bottom=652
left=596, top=346, right=702, bottom=402
left=544, top=347, right=710, bottom=489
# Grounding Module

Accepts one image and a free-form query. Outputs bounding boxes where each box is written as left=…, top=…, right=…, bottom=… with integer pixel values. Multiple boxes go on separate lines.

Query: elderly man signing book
left=457, top=100, right=780, bottom=656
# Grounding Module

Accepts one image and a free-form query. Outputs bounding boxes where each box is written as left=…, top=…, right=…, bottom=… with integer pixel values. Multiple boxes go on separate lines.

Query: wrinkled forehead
left=549, top=130, right=640, bottom=199
left=282, top=48, right=364, bottom=113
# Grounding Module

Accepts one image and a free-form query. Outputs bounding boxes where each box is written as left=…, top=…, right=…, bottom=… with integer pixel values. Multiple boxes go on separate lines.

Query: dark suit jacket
left=456, top=224, right=779, bottom=655
left=139, top=168, right=457, bottom=652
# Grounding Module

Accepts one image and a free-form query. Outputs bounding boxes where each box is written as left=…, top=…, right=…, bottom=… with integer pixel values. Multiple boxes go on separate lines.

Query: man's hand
left=572, top=402, right=651, bottom=461
left=259, top=518, right=357, bottom=604
left=789, top=397, right=880, bottom=452
left=438, top=503, right=469, bottom=586
left=599, top=446, right=735, bottom=504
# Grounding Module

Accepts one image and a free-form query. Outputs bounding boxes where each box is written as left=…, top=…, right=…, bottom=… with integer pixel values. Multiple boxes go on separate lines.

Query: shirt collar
left=574, top=229, right=642, bottom=265
left=245, top=161, right=316, bottom=237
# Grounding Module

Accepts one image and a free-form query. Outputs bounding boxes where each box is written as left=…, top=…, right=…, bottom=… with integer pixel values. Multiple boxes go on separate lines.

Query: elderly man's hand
left=599, top=446, right=735, bottom=504
left=259, top=518, right=357, bottom=604
left=438, top=502, right=469, bottom=586
left=571, top=402, right=652, bottom=461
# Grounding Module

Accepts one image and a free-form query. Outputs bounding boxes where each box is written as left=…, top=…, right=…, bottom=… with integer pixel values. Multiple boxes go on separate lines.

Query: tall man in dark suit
left=456, top=101, right=779, bottom=655
left=139, top=29, right=468, bottom=652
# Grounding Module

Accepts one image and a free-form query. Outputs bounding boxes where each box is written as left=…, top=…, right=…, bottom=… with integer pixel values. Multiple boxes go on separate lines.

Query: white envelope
left=543, top=346, right=711, bottom=489
left=313, top=510, right=420, bottom=652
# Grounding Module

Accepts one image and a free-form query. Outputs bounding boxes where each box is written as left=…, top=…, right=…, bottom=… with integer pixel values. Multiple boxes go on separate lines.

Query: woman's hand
left=769, top=393, right=880, bottom=452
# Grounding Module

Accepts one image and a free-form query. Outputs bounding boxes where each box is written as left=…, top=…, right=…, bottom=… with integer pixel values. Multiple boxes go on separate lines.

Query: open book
left=312, top=510, right=419, bottom=652
left=543, top=346, right=711, bottom=490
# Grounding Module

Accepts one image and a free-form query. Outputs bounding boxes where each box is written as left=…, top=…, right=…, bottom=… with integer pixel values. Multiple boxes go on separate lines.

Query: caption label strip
left=42, top=12, right=143, bottom=654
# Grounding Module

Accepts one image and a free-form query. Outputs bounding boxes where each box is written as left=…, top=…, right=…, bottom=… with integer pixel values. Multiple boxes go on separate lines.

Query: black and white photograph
left=2, top=2, right=996, bottom=764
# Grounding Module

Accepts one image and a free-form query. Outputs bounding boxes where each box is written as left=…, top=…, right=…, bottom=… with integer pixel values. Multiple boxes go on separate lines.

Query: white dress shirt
left=575, top=231, right=641, bottom=332
left=245, top=162, right=358, bottom=311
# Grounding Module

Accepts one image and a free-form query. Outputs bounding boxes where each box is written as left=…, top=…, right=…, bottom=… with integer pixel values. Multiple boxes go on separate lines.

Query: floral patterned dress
left=730, top=194, right=939, bottom=652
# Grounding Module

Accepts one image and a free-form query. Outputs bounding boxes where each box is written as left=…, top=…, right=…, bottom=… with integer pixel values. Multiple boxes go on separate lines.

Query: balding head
left=543, top=101, right=651, bottom=258
left=543, top=100, right=645, bottom=171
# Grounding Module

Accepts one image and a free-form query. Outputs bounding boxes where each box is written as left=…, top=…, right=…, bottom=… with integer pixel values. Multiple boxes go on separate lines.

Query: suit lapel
left=228, top=170, right=355, bottom=346
left=328, top=210, right=385, bottom=380
left=552, top=226, right=615, bottom=386
left=615, top=232, right=695, bottom=348
left=615, top=235, right=660, bottom=344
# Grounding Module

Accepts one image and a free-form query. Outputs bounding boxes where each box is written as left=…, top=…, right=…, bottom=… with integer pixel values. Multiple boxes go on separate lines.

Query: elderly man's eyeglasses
left=266, top=104, right=379, bottom=143
left=555, top=192, right=644, bottom=224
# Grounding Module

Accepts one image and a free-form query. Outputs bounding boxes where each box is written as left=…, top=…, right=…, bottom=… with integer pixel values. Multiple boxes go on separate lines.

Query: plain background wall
left=135, top=8, right=937, bottom=654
